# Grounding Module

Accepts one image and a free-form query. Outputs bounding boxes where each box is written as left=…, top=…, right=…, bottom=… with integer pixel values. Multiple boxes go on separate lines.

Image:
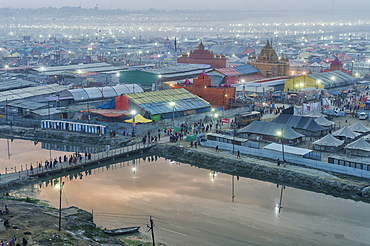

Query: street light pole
left=169, top=102, right=175, bottom=128
left=57, top=177, right=65, bottom=231
left=281, top=127, right=285, bottom=162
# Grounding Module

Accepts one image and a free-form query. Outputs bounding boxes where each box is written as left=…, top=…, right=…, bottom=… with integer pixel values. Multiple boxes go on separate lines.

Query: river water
left=2, top=139, right=370, bottom=246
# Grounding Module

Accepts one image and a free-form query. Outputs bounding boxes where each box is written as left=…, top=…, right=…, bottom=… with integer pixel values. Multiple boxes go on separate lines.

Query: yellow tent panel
left=124, top=114, right=152, bottom=123
left=248, top=93, right=259, bottom=97
left=284, top=75, right=325, bottom=92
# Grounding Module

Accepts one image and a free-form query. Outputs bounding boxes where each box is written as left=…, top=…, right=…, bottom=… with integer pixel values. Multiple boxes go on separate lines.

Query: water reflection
left=6, top=142, right=370, bottom=245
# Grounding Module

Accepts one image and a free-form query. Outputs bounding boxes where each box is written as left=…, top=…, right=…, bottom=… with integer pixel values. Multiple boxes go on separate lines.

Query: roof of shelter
left=232, top=65, right=260, bottom=75
left=315, top=115, right=335, bottom=127
left=313, top=134, right=344, bottom=147
left=349, top=122, right=370, bottom=133
left=0, top=79, right=37, bottom=91
left=332, top=126, right=360, bottom=139
left=238, top=121, right=304, bottom=140
left=141, top=64, right=211, bottom=75
left=263, top=143, right=312, bottom=156
left=209, top=45, right=255, bottom=57
left=59, top=84, right=143, bottom=102
left=272, top=114, right=326, bottom=132
left=0, top=84, right=65, bottom=103
left=344, top=137, right=370, bottom=151
left=125, top=88, right=211, bottom=115
left=215, top=67, right=240, bottom=76
left=307, top=70, right=356, bottom=89
left=304, top=109, right=324, bottom=118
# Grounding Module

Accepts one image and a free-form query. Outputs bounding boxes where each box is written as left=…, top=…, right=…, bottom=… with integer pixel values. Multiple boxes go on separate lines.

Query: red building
left=172, top=71, right=235, bottom=109
left=323, top=57, right=352, bottom=75
left=177, top=42, right=228, bottom=68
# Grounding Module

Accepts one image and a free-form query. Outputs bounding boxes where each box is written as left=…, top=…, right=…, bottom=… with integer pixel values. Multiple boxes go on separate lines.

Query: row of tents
left=313, top=122, right=370, bottom=156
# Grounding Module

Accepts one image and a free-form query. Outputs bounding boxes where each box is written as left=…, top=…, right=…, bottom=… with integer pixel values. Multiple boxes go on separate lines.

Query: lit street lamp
left=4, top=65, right=8, bottom=77
left=55, top=177, right=65, bottom=231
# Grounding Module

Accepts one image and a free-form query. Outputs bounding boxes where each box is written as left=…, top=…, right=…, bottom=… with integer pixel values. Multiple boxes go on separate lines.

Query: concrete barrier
left=201, top=140, right=370, bottom=179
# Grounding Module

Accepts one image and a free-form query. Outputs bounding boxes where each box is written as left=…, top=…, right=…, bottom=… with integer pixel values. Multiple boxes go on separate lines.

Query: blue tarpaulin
left=97, top=99, right=115, bottom=109
left=329, top=91, right=339, bottom=96
left=215, top=107, right=223, bottom=111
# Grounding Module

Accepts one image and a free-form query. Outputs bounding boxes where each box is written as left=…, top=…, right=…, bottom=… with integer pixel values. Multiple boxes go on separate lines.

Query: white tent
left=304, top=109, right=323, bottom=118
left=313, top=134, right=344, bottom=147
left=332, top=126, right=360, bottom=140
left=345, top=137, right=370, bottom=151
left=349, top=122, right=370, bottom=134
left=344, top=137, right=370, bottom=157
left=315, top=115, right=335, bottom=127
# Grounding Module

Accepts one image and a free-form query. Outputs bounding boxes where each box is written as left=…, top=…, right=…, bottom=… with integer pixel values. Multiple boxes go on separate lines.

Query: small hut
left=332, top=126, right=360, bottom=143
left=313, top=134, right=344, bottom=152
left=344, top=137, right=370, bottom=157
left=304, top=109, right=324, bottom=118
left=315, top=115, right=335, bottom=130
left=349, top=122, right=370, bottom=135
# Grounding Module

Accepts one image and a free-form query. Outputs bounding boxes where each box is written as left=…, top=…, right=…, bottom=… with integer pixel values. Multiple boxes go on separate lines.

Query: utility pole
left=147, top=216, right=155, bottom=246
left=232, top=175, right=235, bottom=202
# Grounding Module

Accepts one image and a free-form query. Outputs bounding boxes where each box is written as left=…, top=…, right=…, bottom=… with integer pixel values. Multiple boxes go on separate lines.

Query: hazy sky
left=3, top=0, right=370, bottom=11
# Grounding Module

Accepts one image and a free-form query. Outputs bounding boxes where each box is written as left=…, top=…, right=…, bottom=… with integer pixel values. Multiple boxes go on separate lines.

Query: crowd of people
left=30, top=151, right=93, bottom=173
left=2, top=236, right=27, bottom=246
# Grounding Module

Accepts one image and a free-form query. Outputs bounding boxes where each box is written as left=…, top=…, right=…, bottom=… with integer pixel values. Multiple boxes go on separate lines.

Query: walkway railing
left=2, top=141, right=157, bottom=179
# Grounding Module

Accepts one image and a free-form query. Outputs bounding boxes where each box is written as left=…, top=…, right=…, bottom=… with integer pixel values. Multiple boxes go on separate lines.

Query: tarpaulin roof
left=125, top=88, right=211, bottom=115
left=332, top=126, right=360, bottom=139
left=239, top=121, right=304, bottom=140
left=304, top=109, right=323, bottom=118
left=124, top=114, right=152, bottom=123
left=313, top=134, right=344, bottom=147
left=232, top=65, right=260, bottom=75
left=87, top=109, right=129, bottom=118
left=349, top=122, right=370, bottom=133
left=344, top=137, right=370, bottom=151
left=272, top=114, right=326, bottom=132
left=315, top=115, right=335, bottom=127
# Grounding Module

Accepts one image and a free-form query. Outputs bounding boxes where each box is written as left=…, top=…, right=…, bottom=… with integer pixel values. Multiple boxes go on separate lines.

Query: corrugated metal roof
left=141, top=64, right=211, bottom=75
left=0, top=84, right=65, bottom=103
left=0, top=79, right=37, bottom=91
left=126, top=88, right=196, bottom=104
left=209, top=45, right=254, bottom=58
left=263, top=143, right=312, bottom=156
left=140, top=97, right=210, bottom=115
left=307, top=70, right=356, bottom=89
left=215, top=67, right=240, bottom=76
left=232, top=65, right=259, bottom=75
left=59, top=84, right=143, bottom=102
left=126, top=88, right=211, bottom=115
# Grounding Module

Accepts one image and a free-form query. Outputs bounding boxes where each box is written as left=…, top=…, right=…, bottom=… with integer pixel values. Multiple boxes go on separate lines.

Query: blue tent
left=329, top=91, right=339, bottom=96
left=97, top=99, right=115, bottom=109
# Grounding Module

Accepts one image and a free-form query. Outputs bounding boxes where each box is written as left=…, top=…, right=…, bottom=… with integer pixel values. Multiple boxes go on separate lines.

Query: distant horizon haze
left=2, top=0, right=370, bottom=11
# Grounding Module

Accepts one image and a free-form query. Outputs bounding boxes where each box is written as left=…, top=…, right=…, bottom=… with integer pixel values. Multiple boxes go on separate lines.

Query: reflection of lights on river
left=210, top=171, right=217, bottom=181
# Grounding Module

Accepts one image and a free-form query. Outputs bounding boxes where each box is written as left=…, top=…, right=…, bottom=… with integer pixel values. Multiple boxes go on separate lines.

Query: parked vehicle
left=359, top=112, right=368, bottom=120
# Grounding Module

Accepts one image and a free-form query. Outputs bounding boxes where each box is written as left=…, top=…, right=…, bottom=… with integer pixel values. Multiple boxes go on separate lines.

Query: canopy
left=349, top=122, right=370, bottom=133
left=124, top=114, right=152, bottom=123
left=332, top=126, right=360, bottom=139
left=313, top=134, right=344, bottom=147
left=344, top=137, right=370, bottom=151
left=304, top=109, right=323, bottom=118
left=315, top=115, right=335, bottom=127
left=248, top=93, right=259, bottom=97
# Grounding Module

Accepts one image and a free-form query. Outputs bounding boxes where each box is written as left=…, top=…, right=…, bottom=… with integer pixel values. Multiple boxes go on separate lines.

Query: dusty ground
left=0, top=197, right=124, bottom=246
left=0, top=197, right=167, bottom=246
